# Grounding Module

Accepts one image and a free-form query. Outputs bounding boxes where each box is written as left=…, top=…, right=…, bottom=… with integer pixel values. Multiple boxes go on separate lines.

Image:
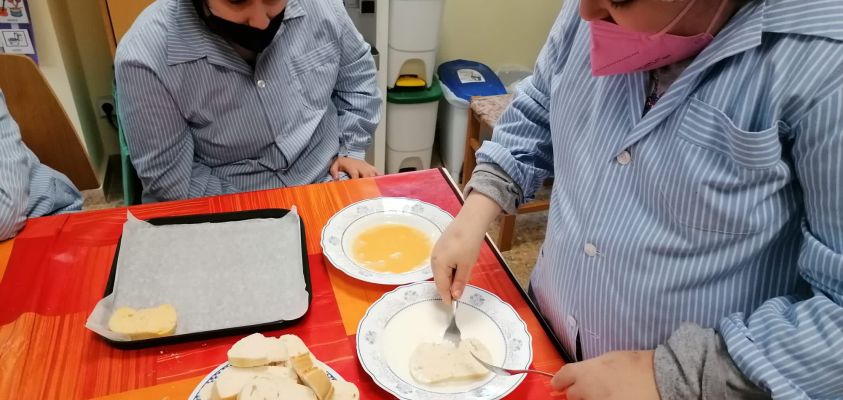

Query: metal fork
left=470, top=352, right=555, bottom=378
left=442, top=300, right=461, bottom=344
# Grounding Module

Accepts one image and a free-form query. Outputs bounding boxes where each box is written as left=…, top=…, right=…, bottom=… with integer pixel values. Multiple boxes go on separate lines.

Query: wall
left=64, top=0, right=119, bottom=160
left=29, top=0, right=87, bottom=150
left=29, top=0, right=119, bottom=180
left=437, top=0, right=564, bottom=72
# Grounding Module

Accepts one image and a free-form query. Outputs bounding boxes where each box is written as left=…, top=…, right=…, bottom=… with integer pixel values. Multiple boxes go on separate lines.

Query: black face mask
left=191, top=0, right=285, bottom=53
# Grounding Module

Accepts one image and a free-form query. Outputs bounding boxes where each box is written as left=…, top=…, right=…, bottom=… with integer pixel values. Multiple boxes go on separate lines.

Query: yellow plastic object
left=395, top=75, right=427, bottom=88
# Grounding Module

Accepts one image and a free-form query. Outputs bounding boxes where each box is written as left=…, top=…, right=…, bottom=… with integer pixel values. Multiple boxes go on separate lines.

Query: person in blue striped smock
left=115, top=0, right=381, bottom=203
left=432, top=0, right=842, bottom=398
left=0, top=91, right=82, bottom=241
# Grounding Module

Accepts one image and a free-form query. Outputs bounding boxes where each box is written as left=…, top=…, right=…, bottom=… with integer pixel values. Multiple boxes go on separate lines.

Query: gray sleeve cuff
left=654, top=323, right=769, bottom=400
left=463, top=163, right=523, bottom=215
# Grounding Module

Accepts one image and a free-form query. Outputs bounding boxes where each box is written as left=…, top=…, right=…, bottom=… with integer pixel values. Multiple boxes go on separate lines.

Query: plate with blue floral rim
left=188, top=360, right=344, bottom=400
left=356, top=282, right=533, bottom=400
left=321, top=197, right=454, bottom=286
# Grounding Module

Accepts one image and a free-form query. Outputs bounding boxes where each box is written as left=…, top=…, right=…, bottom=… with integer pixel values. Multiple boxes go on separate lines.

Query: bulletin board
left=0, top=0, right=36, bottom=62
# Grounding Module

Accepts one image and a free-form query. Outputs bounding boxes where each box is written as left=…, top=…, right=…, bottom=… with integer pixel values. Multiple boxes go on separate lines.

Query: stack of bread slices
left=201, top=333, right=359, bottom=400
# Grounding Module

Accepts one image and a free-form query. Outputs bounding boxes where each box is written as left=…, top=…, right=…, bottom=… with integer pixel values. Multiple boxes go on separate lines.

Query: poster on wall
left=0, top=0, right=37, bottom=62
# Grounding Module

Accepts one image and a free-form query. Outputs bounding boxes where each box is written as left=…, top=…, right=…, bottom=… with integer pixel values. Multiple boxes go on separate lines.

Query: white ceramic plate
left=357, top=282, right=533, bottom=400
left=188, top=360, right=343, bottom=400
left=321, top=197, right=454, bottom=285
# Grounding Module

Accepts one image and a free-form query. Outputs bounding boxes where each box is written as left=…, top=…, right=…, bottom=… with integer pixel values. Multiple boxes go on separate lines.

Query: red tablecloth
left=0, top=169, right=564, bottom=399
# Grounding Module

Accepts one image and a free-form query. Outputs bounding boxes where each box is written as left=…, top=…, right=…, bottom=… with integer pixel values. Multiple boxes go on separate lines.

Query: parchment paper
left=86, top=208, right=309, bottom=341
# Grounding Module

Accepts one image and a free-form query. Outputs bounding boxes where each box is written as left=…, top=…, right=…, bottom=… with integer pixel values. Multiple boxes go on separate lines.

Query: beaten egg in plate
left=351, top=223, right=433, bottom=274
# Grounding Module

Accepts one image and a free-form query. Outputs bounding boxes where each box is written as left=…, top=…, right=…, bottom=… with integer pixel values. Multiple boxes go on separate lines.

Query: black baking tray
left=100, top=208, right=312, bottom=349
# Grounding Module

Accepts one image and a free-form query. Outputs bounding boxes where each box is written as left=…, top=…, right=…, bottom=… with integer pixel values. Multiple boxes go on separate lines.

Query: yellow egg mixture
left=352, top=223, right=432, bottom=273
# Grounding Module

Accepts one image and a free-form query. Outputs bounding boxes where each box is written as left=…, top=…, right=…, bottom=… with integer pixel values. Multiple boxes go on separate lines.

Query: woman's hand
left=551, top=351, right=659, bottom=400
left=330, top=157, right=380, bottom=180
left=431, top=218, right=486, bottom=302
left=431, top=193, right=503, bottom=303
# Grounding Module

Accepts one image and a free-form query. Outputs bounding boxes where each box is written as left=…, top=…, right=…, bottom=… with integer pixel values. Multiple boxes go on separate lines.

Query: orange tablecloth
left=0, top=169, right=564, bottom=399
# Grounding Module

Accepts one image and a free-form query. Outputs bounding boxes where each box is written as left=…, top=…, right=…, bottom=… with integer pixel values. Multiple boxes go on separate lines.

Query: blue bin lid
left=437, top=60, right=508, bottom=102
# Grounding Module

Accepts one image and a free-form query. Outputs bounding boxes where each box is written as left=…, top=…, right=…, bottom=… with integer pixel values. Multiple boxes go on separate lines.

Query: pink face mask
left=590, top=0, right=729, bottom=76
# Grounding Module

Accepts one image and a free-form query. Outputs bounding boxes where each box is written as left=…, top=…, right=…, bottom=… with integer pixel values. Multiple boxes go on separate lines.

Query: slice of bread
left=228, top=334, right=290, bottom=368
left=265, top=337, right=288, bottom=366
left=210, top=366, right=296, bottom=400
left=298, top=367, right=334, bottom=400
left=330, top=381, right=360, bottom=400
left=290, top=352, right=314, bottom=376
left=228, top=333, right=269, bottom=367
left=279, top=335, right=311, bottom=358
left=409, top=339, right=491, bottom=384
left=237, top=376, right=317, bottom=400
left=208, top=334, right=358, bottom=400
left=108, top=304, right=177, bottom=340
left=267, top=364, right=298, bottom=382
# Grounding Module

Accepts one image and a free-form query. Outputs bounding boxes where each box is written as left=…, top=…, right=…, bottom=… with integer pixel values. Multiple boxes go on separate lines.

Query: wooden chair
left=99, top=0, right=156, bottom=57
left=463, top=94, right=550, bottom=251
left=0, top=54, right=99, bottom=190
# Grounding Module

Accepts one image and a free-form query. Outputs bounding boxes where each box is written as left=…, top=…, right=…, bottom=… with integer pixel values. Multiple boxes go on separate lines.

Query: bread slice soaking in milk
left=202, top=333, right=358, bottom=400
left=409, top=338, right=493, bottom=384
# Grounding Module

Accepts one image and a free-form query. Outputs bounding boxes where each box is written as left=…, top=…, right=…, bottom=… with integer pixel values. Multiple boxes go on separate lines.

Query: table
left=0, top=169, right=565, bottom=399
